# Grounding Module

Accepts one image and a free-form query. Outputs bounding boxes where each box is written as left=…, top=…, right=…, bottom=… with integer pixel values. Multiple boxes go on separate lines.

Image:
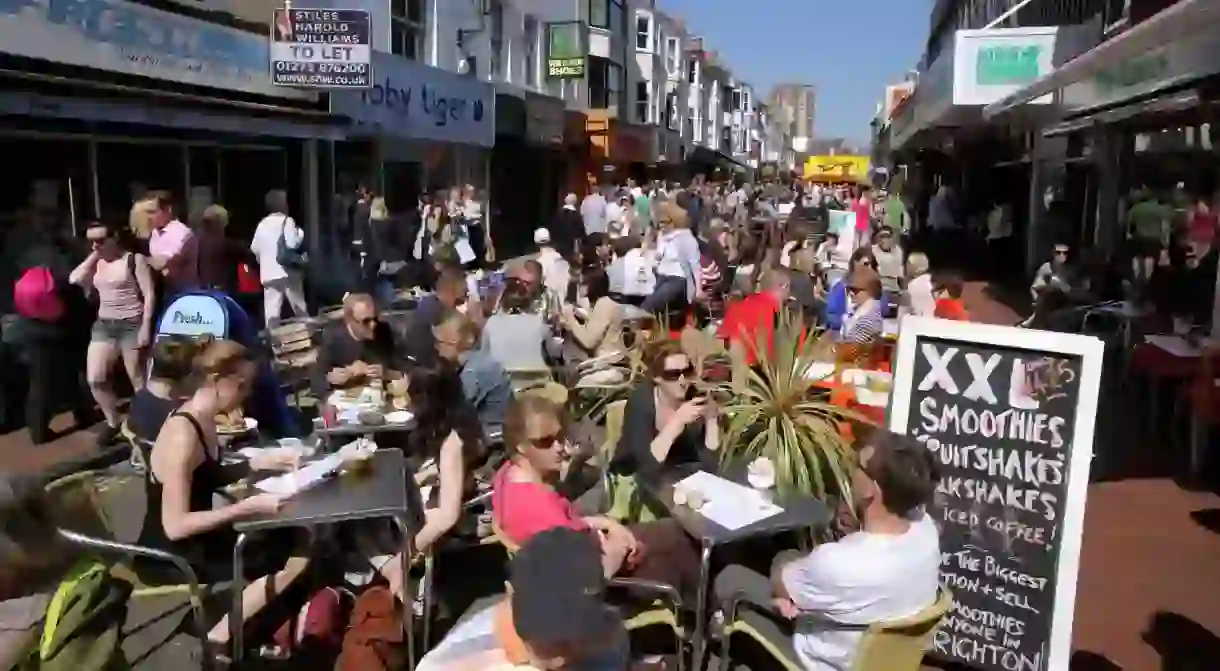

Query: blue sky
left=657, top=0, right=930, bottom=142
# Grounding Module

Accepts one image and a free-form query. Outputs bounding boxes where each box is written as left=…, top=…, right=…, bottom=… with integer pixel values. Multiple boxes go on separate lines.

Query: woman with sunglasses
left=611, top=340, right=719, bottom=484
left=492, top=396, right=699, bottom=596
left=822, top=247, right=889, bottom=332
left=840, top=267, right=885, bottom=345
left=69, top=220, right=156, bottom=445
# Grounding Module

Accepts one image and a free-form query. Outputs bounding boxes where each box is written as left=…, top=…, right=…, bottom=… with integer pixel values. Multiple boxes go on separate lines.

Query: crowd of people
left=0, top=173, right=974, bottom=671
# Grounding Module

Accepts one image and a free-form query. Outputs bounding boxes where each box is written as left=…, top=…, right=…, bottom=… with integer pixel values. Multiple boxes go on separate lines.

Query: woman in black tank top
left=137, top=340, right=309, bottom=655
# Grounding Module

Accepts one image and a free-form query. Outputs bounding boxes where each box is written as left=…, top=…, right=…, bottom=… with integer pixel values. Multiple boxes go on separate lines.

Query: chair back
left=851, top=587, right=953, bottom=671
left=268, top=320, right=320, bottom=379
left=42, top=471, right=131, bottom=544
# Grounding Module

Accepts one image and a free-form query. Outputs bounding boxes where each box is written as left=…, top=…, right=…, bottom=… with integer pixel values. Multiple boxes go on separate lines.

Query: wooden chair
left=490, top=521, right=688, bottom=671
left=716, top=587, right=953, bottom=671
left=43, top=469, right=234, bottom=671
left=266, top=320, right=319, bottom=408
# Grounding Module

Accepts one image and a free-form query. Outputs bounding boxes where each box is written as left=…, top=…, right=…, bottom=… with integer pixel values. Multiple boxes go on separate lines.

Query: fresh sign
left=270, top=8, right=371, bottom=89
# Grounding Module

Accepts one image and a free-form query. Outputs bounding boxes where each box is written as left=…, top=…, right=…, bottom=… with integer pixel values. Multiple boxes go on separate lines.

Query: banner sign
left=271, top=8, right=371, bottom=88
left=546, top=21, right=586, bottom=79
left=804, top=154, right=871, bottom=182
left=887, top=318, right=1104, bottom=671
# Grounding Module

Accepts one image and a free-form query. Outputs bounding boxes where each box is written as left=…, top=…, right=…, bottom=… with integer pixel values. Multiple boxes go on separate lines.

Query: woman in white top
left=249, top=189, right=308, bottom=326
left=640, top=202, right=702, bottom=316
left=905, top=251, right=936, bottom=317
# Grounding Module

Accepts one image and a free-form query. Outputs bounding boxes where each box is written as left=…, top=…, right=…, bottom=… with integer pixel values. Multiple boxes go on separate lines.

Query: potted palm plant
left=715, top=310, right=868, bottom=503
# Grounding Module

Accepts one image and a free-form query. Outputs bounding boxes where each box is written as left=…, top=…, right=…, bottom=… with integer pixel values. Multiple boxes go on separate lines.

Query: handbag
left=275, top=215, right=308, bottom=270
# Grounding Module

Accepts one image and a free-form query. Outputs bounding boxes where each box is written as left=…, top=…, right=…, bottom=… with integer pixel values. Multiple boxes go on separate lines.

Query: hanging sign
left=546, top=21, right=586, bottom=79
left=887, top=317, right=1104, bottom=671
left=270, top=8, right=372, bottom=88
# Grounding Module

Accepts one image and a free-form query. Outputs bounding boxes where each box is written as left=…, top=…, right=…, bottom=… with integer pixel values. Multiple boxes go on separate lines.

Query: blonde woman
left=640, top=202, right=702, bottom=315
left=906, top=251, right=936, bottom=317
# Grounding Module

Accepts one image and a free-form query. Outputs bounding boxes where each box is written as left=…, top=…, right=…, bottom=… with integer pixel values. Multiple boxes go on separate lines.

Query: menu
left=887, top=318, right=1103, bottom=671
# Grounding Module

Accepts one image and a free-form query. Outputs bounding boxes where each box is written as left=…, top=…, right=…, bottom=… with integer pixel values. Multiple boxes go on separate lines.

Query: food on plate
left=391, top=396, right=410, bottom=411
left=387, top=377, right=409, bottom=398
left=215, top=410, right=247, bottom=433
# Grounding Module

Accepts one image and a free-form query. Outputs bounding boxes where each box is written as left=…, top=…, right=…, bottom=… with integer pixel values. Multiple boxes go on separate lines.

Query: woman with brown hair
left=823, top=247, right=890, bottom=331
left=491, top=396, right=700, bottom=597
left=139, top=340, right=310, bottom=658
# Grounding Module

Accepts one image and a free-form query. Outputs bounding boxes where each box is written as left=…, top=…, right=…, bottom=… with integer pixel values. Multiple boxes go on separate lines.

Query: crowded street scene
left=3, top=0, right=1220, bottom=670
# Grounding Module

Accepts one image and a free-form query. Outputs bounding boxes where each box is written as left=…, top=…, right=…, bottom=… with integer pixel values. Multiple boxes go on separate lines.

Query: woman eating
left=376, top=363, right=484, bottom=601
left=492, top=396, right=699, bottom=597
left=69, top=221, right=157, bottom=445
left=612, top=340, right=720, bottom=482
left=139, top=340, right=309, bottom=660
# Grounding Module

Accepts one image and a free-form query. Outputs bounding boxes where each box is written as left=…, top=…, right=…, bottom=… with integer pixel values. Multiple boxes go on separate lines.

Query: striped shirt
left=841, top=302, right=884, bottom=344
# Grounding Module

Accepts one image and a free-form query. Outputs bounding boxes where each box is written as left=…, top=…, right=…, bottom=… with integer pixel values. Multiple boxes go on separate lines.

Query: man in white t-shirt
left=532, top=227, right=571, bottom=304
left=715, top=431, right=942, bottom=671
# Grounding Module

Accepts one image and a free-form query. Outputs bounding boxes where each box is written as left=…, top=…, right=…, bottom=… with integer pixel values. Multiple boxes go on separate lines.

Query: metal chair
left=715, top=586, right=952, bottom=671
left=43, top=469, right=233, bottom=671
left=490, top=521, right=687, bottom=671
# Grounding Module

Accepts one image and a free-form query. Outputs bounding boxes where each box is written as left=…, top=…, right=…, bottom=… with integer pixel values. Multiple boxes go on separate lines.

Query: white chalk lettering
left=964, top=352, right=1002, bottom=404
left=933, top=630, right=1042, bottom=671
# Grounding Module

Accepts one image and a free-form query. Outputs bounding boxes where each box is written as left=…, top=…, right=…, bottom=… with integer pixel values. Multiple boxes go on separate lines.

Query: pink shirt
left=853, top=199, right=871, bottom=232
left=94, top=253, right=144, bottom=320
left=149, top=219, right=199, bottom=293
left=490, top=464, right=589, bottom=547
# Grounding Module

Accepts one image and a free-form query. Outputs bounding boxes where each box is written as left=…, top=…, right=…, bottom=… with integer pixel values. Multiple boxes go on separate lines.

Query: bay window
left=666, top=37, right=681, bottom=78
left=589, top=56, right=622, bottom=110
left=635, top=81, right=650, bottom=123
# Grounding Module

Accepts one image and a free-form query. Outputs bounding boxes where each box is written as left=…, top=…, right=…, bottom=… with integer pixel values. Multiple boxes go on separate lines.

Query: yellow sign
left=804, top=155, right=871, bottom=182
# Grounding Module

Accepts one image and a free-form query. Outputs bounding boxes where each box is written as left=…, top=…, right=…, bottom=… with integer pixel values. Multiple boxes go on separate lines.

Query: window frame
left=635, top=80, right=651, bottom=124
left=588, top=56, right=623, bottom=110
left=588, top=0, right=625, bottom=32
left=635, top=10, right=654, bottom=52
left=389, top=0, right=425, bottom=60
left=523, top=14, right=541, bottom=88
left=665, top=37, right=681, bottom=78
left=687, top=58, right=698, bottom=85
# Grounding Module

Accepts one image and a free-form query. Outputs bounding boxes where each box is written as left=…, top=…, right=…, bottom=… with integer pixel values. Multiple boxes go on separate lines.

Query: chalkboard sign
left=887, top=317, right=1104, bottom=671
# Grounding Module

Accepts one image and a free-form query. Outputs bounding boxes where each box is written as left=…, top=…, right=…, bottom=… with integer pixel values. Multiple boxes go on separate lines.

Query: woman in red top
left=491, top=396, right=698, bottom=595
left=932, top=272, right=970, bottom=321
left=1188, top=196, right=1217, bottom=248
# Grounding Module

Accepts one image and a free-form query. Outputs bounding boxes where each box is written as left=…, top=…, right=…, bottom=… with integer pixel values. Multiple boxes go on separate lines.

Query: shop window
left=219, top=147, right=288, bottom=241
left=391, top=0, right=425, bottom=60
left=588, top=56, right=622, bottom=111
left=588, top=0, right=624, bottom=33
left=96, top=140, right=186, bottom=226
left=635, top=80, right=651, bottom=124
left=523, top=15, right=540, bottom=88
left=186, top=145, right=220, bottom=227
left=635, top=11, right=653, bottom=52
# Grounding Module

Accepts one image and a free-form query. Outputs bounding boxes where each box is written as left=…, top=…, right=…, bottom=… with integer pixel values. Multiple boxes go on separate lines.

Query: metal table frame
left=638, top=470, right=831, bottom=669
left=230, top=448, right=421, bottom=668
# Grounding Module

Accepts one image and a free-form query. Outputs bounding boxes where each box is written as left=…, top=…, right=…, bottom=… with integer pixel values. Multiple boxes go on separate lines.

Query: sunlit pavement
left=4, top=282, right=1219, bottom=669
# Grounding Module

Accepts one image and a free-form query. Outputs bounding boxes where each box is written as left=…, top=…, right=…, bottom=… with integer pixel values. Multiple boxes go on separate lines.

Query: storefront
left=564, top=110, right=591, bottom=195
left=329, top=50, right=495, bottom=215
left=585, top=110, right=654, bottom=184
left=0, top=0, right=342, bottom=258
left=984, top=0, right=1220, bottom=267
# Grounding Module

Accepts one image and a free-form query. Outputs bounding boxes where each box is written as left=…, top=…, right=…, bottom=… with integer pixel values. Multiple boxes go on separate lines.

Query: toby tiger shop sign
left=331, top=51, right=495, bottom=147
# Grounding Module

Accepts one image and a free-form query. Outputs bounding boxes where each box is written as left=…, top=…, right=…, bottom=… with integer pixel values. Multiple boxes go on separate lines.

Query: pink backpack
left=13, top=266, right=64, bottom=322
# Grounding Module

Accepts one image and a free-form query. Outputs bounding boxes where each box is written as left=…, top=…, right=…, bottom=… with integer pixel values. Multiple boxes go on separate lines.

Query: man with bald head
left=312, top=292, right=402, bottom=397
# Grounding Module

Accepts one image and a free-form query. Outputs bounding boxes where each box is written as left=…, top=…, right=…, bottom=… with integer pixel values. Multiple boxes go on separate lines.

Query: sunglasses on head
left=659, top=364, right=695, bottom=382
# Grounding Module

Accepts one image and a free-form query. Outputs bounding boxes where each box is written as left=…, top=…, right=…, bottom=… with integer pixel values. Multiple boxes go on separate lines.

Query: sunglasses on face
left=659, top=365, right=695, bottom=382
left=357, top=316, right=379, bottom=328
left=526, top=431, right=567, bottom=451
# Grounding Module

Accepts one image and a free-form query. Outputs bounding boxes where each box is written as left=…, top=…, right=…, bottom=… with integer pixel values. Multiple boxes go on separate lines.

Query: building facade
left=767, top=83, right=817, bottom=155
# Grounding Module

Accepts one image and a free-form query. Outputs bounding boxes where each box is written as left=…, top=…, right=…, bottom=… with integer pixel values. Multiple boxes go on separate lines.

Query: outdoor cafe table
left=636, top=466, right=833, bottom=667
left=230, top=448, right=423, bottom=668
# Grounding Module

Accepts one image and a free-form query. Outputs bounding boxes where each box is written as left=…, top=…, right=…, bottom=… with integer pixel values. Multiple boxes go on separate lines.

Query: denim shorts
left=90, top=316, right=142, bottom=348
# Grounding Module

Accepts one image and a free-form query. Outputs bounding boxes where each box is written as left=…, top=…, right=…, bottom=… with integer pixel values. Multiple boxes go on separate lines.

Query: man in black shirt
left=402, top=268, right=469, bottom=367
left=312, top=293, right=402, bottom=399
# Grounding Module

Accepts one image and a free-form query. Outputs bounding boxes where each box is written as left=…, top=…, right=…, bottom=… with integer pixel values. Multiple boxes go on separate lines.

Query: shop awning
left=983, top=0, right=1220, bottom=119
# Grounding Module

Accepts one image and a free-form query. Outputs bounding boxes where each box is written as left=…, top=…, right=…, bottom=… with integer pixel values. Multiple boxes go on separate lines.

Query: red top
left=853, top=199, right=871, bottom=232
left=934, top=298, right=970, bottom=321
left=1189, top=210, right=1216, bottom=245
left=491, top=464, right=589, bottom=547
left=718, top=291, right=782, bottom=364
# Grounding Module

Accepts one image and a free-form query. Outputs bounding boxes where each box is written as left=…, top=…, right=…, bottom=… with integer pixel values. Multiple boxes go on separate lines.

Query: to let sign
left=887, top=317, right=1104, bottom=671
left=270, top=8, right=372, bottom=89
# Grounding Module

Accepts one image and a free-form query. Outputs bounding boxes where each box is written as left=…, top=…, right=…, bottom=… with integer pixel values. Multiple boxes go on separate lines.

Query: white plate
left=384, top=410, right=415, bottom=424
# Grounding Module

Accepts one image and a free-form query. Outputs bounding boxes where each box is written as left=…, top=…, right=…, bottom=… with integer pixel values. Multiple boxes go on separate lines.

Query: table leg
left=691, top=542, right=714, bottom=671
left=393, top=515, right=416, bottom=671
left=230, top=532, right=250, bottom=664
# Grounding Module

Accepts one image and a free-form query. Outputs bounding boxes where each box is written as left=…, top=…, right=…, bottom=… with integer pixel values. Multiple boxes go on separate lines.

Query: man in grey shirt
left=581, top=188, right=609, bottom=236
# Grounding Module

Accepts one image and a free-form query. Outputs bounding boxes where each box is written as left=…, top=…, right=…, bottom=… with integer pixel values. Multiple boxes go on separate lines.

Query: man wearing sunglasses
left=312, top=293, right=403, bottom=398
